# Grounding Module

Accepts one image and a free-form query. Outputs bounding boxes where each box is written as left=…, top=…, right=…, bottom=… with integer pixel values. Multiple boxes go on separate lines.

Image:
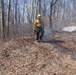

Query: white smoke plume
left=43, top=25, right=52, bottom=41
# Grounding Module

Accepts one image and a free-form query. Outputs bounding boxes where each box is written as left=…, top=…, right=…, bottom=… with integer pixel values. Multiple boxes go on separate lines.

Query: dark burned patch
left=47, top=39, right=64, bottom=44
left=1, top=50, right=10, bottom=58
left=41, top=64, right=46, bottom=68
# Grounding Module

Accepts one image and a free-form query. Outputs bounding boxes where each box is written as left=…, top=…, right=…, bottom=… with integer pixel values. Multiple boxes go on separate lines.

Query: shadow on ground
left=42, top=39, right=76, bottom=61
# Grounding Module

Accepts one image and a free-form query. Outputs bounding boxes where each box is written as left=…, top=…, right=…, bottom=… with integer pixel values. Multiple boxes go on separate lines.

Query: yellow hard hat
left=37, top=14, right=41, bottom=18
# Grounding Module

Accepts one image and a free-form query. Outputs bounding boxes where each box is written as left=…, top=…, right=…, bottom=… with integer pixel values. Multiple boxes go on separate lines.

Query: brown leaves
left=0, top=32, right=76, bottom=75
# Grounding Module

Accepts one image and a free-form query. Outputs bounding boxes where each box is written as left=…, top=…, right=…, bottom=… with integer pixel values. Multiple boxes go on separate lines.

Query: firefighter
left=33, top=14, right=44, bottom=41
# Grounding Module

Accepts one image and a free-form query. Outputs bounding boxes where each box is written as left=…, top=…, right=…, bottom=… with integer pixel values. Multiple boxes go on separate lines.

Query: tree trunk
left=0, top=0, right=3, bottom=38
left=22, top=0, right=25, bottom=35
left=1, top=0, right=6, bottom=39
left=15, top=0, right=18, bottom=36
left=73, top=0, right=76, bottom=23
left=43, top=0, right=46, bottom=16
left=50, top=0, right=58, bottom=30
left=7, top=0, right=11, bottom=38
left=50, top=2, right=53, bottom=29
left=12, top=0, right=15, bottom=37
left=38, top=0, right=41, bottom=14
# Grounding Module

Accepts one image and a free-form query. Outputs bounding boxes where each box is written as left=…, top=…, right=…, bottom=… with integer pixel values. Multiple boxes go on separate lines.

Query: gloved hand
left=33, top=28, right=36, bottom=35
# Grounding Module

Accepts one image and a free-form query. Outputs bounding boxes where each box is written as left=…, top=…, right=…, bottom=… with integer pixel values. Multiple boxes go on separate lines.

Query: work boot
left=36, top=37, right=39, bottom=40
left=40, top=37, right=42, bottom=41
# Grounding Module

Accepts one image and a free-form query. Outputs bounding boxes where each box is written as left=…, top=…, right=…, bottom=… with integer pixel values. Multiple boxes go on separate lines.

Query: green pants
left=36, top=26, right=44, bottom=40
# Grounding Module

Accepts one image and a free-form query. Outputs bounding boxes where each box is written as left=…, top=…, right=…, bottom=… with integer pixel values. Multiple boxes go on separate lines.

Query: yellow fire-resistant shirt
left=33, top=19, right=44, bottom=28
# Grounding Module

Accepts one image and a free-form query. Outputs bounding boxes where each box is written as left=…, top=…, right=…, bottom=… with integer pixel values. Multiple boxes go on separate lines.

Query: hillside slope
left=0, top=32, right=76, bottom=75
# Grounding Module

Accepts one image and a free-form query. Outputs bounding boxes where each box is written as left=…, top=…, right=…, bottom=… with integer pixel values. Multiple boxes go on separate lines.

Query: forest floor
left=0, top=32, right=76, bottom=75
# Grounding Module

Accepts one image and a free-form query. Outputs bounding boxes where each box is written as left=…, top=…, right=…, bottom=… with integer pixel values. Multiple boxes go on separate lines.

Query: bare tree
left=0, top=0, right=3, bottom=37
left=0, top=0, right=75, bottom=39
left=38, top=0, right=41, bottom=14
left=7, top=0, right=11, bottom=38
left=22, top=0, right=26, bottom=34
left=1, top=0, right=6, bottom=38
left=15, top=0, right=18, bottom=36
left=50, top=0, right=58, bottom=29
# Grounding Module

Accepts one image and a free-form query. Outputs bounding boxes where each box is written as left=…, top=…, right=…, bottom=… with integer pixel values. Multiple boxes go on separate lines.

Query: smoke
left=43, top=25, right=52, bottom=41
left=62, top=26, right=76, bottom=32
